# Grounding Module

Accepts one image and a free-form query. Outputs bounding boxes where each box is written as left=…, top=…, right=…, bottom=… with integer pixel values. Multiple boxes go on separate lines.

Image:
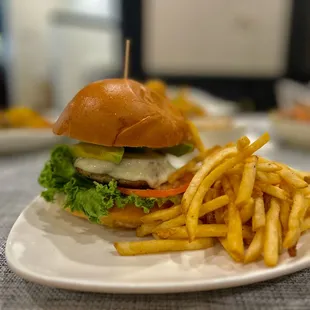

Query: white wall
left=4, top=0, right=121, bottom=110
left=143, top=0, right=293, bottom=77
left=4, top=0, right=58, bottom=109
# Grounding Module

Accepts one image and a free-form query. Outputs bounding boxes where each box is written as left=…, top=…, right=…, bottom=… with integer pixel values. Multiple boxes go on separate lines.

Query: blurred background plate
left=167, top=86, right=239, bottom=116
left=0, top=128, right=64, bottom=154
left=270, top=112, right=310, bottom=149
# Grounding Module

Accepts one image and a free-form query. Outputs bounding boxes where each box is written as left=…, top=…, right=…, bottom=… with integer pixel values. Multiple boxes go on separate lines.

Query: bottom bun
left=55, top=194, right=167, bottom=229
left=65, top=205, right=147, bottom=229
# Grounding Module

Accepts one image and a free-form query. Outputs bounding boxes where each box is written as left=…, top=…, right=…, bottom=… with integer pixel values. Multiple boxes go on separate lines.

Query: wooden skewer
left=124, top=39, right=131, bottom=79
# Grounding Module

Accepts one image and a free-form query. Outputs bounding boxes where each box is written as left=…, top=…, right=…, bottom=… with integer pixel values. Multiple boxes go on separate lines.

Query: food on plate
left=38, top=78, right=203, bottom=229
left=144, top=79, right=167, bottom=98
left=171, top=87, right=206, bottom=117
left=278, top=102, right=310, bottom=122
left=145, top=79, right=206, bottom=118
left=114, top=132, right=310, bottom=267
left=0, top=106, right=52, bottom=129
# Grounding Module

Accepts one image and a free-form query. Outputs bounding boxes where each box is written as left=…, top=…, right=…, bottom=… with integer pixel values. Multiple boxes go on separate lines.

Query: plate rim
left=5, top=196, right=310, bottom=294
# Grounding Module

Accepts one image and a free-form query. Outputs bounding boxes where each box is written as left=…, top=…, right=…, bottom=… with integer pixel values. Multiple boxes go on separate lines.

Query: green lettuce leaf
left=38, top=145, right=181, bottom=223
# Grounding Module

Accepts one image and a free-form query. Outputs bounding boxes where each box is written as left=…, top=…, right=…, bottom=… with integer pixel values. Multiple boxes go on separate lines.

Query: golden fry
left=203, top=188, right=216, bottom=203
left=141, top=205, right=181, bottom=224
left=114, top=238, right=214, bottom=256
left=227, top=201, right=244, bottom=260
left=199, top=195, right=229, bottom=217
left=187, top=121, right=205, bottom=153
left=279, top=200, right=290, bottom=234
left=264, top=198, right=280, bottom=267
left=182, top=146, right=236, bottom=213
left=277, top=166, right=308, bottom=189
left=153, top=215, right=186, bottom=232
left=283, top=191, right=306, bottom=249
left=228, top=174, right=241, bottom=197
left=256, top=162, right=282, bottom=172
left=256, top=171, right=281, bottom=185
left=136, top=222, right=161, bottom=237
left=186, top=132, right=270, bottom=241
left=155, top=224, right=227, bottom=239
left=237, top=136, right=251, bottom=151
left=236, top=156, right=257, bottom=207
left=240, top=198, right=255, bottom=224
left=225, top=163, right=244, bottom=175
left=221, top=175, right=235, bottom=201
left=168, top=147, right=218, bottom=184
left=256, top=182, right=290, bottom=201
left=278, top=219, right=283, bottom=255
left=252, top=196, right=266, bottom=231
left=218, top=238, right=242, bottom=262
left=244, top=228, right=264, bottom=264
left=301, top=216, right=310, bottom=232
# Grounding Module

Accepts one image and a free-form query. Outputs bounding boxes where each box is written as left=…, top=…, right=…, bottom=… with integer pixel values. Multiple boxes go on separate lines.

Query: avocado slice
left=71, top=143, right=124, bottom=164
left=159, top=143, right=194, bottom=157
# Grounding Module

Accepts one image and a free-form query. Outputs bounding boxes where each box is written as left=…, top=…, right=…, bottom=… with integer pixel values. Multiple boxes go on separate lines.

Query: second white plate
left=0, top=128, right=64, bottom=154
left=6, top=196, right=310, bottom=294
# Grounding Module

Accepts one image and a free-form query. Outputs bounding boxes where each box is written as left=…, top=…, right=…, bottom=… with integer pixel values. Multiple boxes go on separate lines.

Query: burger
left=38, top=78, right=196, bottom=229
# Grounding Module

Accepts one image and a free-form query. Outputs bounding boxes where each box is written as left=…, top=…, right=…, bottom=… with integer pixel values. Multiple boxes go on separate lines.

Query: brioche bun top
left=53, top=79, right=190, bottom=148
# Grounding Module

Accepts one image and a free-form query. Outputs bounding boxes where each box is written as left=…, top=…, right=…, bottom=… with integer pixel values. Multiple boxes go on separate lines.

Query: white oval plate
left=0, top=128, right=64, bottom=154
left=270, top=113, right=310, bottom=149
left=6, top=196, right=310, bottom=294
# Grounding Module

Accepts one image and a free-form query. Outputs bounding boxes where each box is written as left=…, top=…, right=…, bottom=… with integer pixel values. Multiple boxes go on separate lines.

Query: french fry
left=301, top=185, right=310, bottom=197
left=136, top=222, right=161, bottom=237
left=187, top=121, right=206, bottom=153
left=240, top=198, right=255, bottom=224
left=225, top=163, right=244, bottom=175
left=244, top=228, right=264, bottom=263
left=264, top=198, right=280, bottom=267
left=278, top=219, right=283, bottom=255
left=252, top=196, right=265, bottom=231
left=199, top=195, right=229, bottom=217
left=221, top=175, right=235, bottom=201
left=228, top=174, right=241, bottom=197
left=168, top=146, right=218, bottom=183
left=256, top=171, right=281, bottom=185
left=301, top=216, right=310, bottom=232
left=236, top=156, right=257, bottom=207
left=203, top=188, right=216, bottom=203
left=153, top=215, right=186, bottom=232
left=279, top=200, right=290, bottom=234
left=155, top=224, right=227, bottom=239
left=153, top=195, right=229, bottom=233
left=277, top=166, right=308, bottom=189
left=168, top=161, right=196, bottom=184
left=182, top=146, right=237, bottom=213
left=114, top=238, right=214, bottom=256
left=283, top=191, right=306, bottom=249
left=227, top=201, right=244, bottom=260
left=256, top=182, right=290, bottom=201
left=186, top=133, right=269, bottom=241
left=237, top=135, right=251, bottom=151
left=141, top=205, right=181, bottom=224
left=256, top=162, right=282, bottom=172
left=218, top=238, right=242, bottom=262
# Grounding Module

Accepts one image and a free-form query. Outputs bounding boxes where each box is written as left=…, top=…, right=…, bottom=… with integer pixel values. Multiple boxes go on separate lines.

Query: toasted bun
left=53, top=79, right=190, bottom=148
left=64, top=204, right=161, bottom=229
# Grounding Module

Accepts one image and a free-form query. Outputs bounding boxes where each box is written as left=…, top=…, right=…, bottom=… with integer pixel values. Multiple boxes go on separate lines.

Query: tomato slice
left=118, top=182, right=190, bottom=198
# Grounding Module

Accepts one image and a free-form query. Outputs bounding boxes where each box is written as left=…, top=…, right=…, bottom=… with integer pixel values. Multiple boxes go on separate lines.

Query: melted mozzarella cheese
left=74, top=154, right=176, bottom=188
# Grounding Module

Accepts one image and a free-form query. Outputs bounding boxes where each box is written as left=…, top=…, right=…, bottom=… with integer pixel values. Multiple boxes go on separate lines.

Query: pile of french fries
left=114, top=132, right=310, bottom=267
